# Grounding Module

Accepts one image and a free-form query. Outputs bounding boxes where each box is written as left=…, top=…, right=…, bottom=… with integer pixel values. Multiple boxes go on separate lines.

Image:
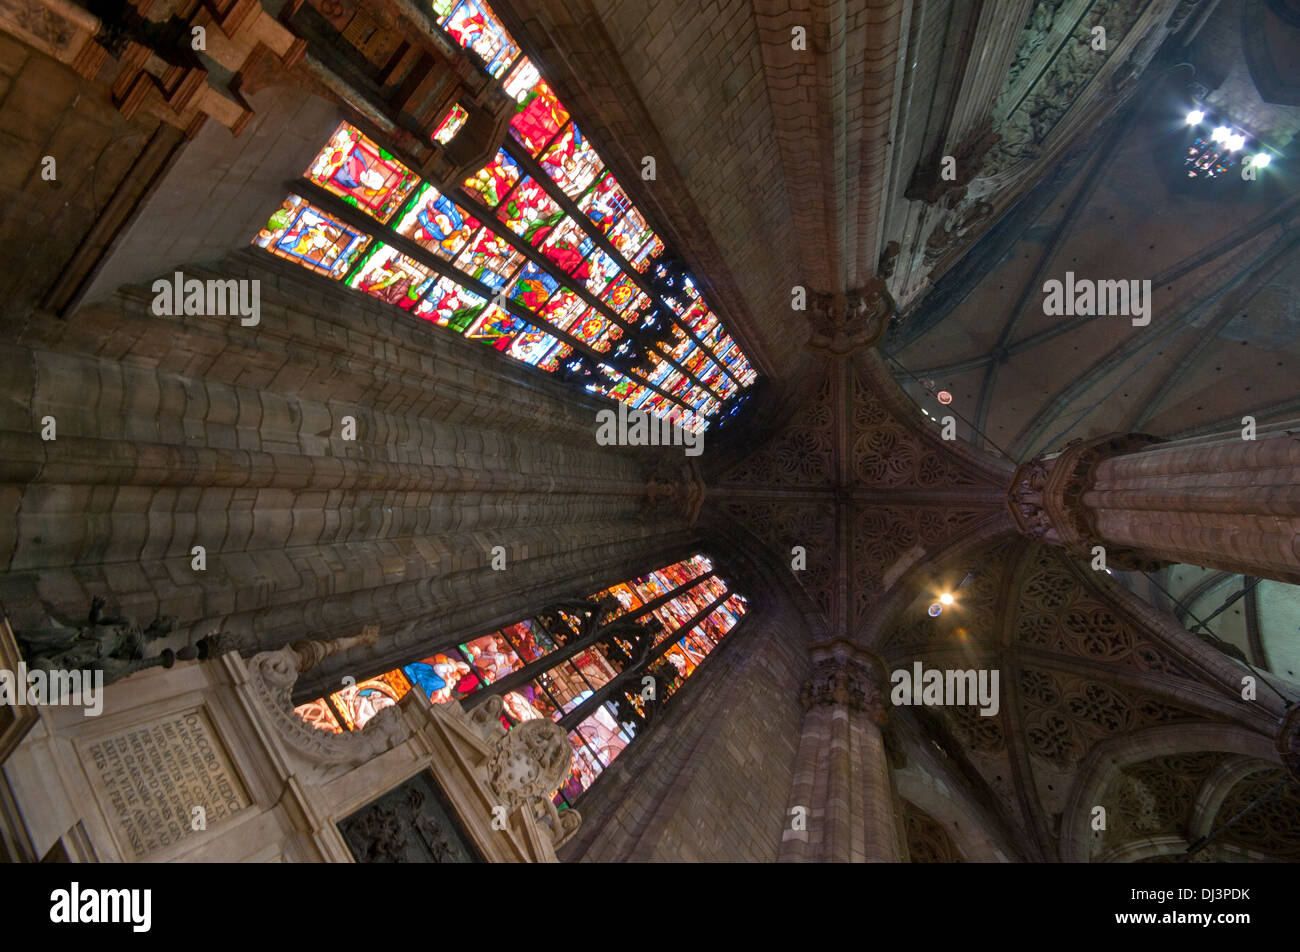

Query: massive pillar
left=1007, top=423, right=1300, bottom=584
left=779, top=640, right=899, bottom=862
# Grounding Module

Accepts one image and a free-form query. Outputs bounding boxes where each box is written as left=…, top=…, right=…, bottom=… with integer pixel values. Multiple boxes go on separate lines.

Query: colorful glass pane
left=630, top=235, right=664, bottom=273
left=433, top=0, right=521, bottom=77
left=507, top=261, right=559, bottom=311
left=460, top=632, right=525, bottom=684
left=591, top=322, right=624, bottom=354
left=394, top=183, right=480, bottom=260
left=608, top=207, right=653, bottom=260
left=539, top=217, right=595, bottom=280
left=583, top=248, right=621, bottom=295
left=465, top=304, right=529, bottom=351
left=501, top=686, right=553, bottom=723
left=294, top=698, right=342, bottom=734
left=330, top=668, right=412, bottom=730
left=495, top=176, right=562, bottom=245
left=454, top=228, right=526, bottom=292
left=574, top=704, right=634, bottom=768
left=537, top=342, right=572, bottom=372
left=346, top=243, right=434, bottom=311
left=255, top=195, right=370, bottom=278
left=415, top=275, right=487, bottom=330
left=307, top=122, right=419, bottom=223
left=538, top=287, right=587, bottom=332
left=403, top=649, right=482, bottom=704
left=577, top=171, right=632, bottom=235
left=496, top=619, right=553, bottom=662
left=600, top=274, right=638, bottom=314
left=432, top=102, right=468, bottom=144
left=508, top=325, right=559, bottom=366
left=571, top=646, right=618, bottom=689
left=463, top=149, right=521, bottom=208
left=508, top=76, right=570, bottom=156
left=557, top=731, right=602, bottom=801
left=538, top=122, right=604, bottom=198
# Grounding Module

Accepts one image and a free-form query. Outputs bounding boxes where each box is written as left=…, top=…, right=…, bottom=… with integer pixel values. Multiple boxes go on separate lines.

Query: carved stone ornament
left=487, top=717, right=573, bottom=812
left=1006, top=433, right=1171, bottom=571
left=800, top=643, right=889, bottom=724
left=808, top=280, right=895, bottom=355
left=245, top=626, right=405, bottom=775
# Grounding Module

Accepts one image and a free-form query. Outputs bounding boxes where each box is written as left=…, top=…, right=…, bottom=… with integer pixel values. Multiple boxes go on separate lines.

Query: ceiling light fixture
left=1185, top=109, right=1204, bottom=125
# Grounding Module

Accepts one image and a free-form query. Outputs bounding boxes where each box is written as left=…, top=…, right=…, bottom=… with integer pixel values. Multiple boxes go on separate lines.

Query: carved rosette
left=800, top=642, right=889, bottom=724
left=1006, top=432, right=1170, bottom=572
left=486, top=717, right=573, bottom=812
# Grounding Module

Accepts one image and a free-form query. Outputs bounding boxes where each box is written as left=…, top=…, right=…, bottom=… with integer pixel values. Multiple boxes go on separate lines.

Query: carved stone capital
left=800, top=640, right=889, bottom=724
left=807, top=280, right=894, bottom=355
left=1006, top=432, right=1171, bottom=571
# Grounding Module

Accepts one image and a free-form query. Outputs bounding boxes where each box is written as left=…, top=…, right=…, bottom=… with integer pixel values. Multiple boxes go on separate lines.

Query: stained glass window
left=255, top=195, right=370, bottom=278
left=250, top=0, right=758, bottom=429
left=432, top=103, right=468, bottom=145
left=432, top=0, right=521, bottom=78
left=308, top=123, right=420, bottom=223
left=292, top=553, right=747, bottom=808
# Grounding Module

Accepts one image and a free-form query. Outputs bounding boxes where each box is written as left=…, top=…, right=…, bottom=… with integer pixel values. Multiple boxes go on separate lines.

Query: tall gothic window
left=250, top=0, right=756, bottom=431
left=293, top=553, right=748, bottom=808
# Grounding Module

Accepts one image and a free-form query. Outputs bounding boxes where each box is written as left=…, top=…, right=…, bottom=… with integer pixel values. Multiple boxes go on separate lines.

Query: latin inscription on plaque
left=83, top=708, right=249, bottom=859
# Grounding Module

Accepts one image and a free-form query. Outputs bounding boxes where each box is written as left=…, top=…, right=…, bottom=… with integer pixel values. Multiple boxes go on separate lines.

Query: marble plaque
left=82, top=707, right=249, bottom=859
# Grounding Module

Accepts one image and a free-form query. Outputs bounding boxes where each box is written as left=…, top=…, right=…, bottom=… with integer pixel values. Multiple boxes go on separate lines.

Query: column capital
left=807, top=281, right=893, bottom=356
left=1007, top=432, right=1170, bottom=572
left=799, top=639, right=889, bottom=723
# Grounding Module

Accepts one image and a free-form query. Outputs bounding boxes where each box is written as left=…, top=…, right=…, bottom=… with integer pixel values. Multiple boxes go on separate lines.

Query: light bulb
left=1185, top=110, right=1204, bottom=125
left=1211, top=126, right=1230, bottom=143
left=1252, top=153, right=1271, bottom=168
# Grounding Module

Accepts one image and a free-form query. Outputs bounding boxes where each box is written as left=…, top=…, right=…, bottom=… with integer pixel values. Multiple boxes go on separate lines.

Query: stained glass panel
left=394, top=183, right=479, bottom=260
left=577, top=170, right=632, bottom=235
left=539, top=217, right=595, bottom=279
left=294, top=698, right=343, bottom=734
left=347, top=243, right=435, bottom=311
left=307, top=122, right=419, bottom=223
left=508, top=76, right=570, bottom=156
left=433, top=0, right=521, bottom=78
left=465, top=304, right=529, bottom=351
left=463, top=149, right=521, bottom=208
left=538, top=122, right=604, bottom=198
left=330, top=668, right=412, bottom=730
left=454, top=228, right=526, bottom=292
left=460, top=632, right=525, bottom=685
left=415, top=275, right=487, bottom=330
left=254, top=195, right=370, bottom=278
left=495, top=176, right=563, bottom=244
left=403, top=649, right=482, bottom=704
left=432, top=103, right=469, bottom=145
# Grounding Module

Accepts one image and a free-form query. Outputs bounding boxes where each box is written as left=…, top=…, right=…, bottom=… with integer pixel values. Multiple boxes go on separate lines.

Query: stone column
left=1007, top=423, right=1300, bottom=584
left=779, top=640, right=898, bottom=862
